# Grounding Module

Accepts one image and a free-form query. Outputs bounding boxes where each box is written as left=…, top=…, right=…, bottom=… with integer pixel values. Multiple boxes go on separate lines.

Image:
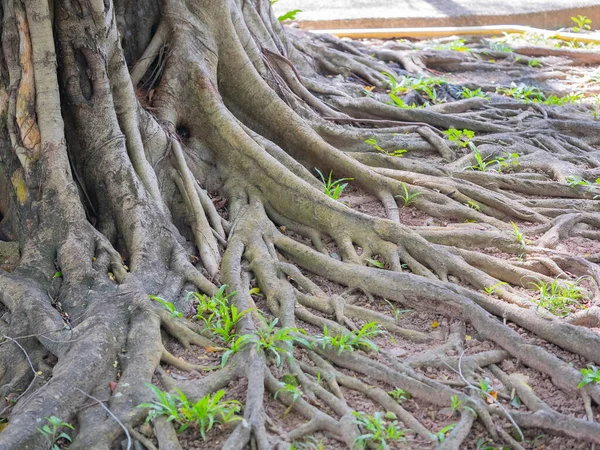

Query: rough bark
left=0, top=0, right=599, bottom=449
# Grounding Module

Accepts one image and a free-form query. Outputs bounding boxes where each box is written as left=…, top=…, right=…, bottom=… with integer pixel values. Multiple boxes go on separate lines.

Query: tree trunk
left=1, top=0, right=600, bottom=448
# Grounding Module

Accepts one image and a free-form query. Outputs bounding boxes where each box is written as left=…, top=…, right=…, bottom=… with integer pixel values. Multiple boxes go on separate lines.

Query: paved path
left=272, top=0, right=600, bottom=30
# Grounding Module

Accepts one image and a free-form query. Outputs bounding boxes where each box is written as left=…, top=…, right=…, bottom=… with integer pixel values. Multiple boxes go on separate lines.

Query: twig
left=75, top=388, right=131, bottom=450
left=453, top=350, right=524, bottom=441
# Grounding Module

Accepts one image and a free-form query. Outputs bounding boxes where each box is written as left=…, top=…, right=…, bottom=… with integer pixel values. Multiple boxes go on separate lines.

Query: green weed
left=465, top=143, right=497, bottom=172
left=433, top=39, right=468, bottom=51
left=388, top=388, right=410, bottom=403
left=467, top=200, right=481, bottom=211
left=433, top=423, right=456, bottom=443
left=484, top=281, right=508, bottom=295
left=383, top=73, right=446, bottom=106
left=493, top=152, right=520, bottom=172
left=578, top=365, right=600, bottom=388
left=365, top=138, right=407, bottom=157
left=316, top=322, right=382, bottom=355
left=315, top=168, right=353, bottom=200
left=256, top=316, right=310, bottom=367
left=274, top=383, right=303, bottom=415
left=37, top=416, right=74, bottom=450
left=488, top=39, right=513, bottom=53
left=365, top=258, right=385, bottom=268
left=462, top=87, right=488, bottom=99
left=571, top=15, right=592, bottom=32
left=511, top=222, right=526, bottom=248
left=497, top=83, right=544, bottom=102
left=220, top=334, right=256, bottom=367
left=479, top=377, right=494, bottom=396
left=529, top=277, right=587, bottom=316
left=353, top=411, right=409, bottom=449
left=384, top=299, right=412, bottom=321
left=150, top=295, right=182, bottom=319
left=442, top=128, right=475, bottom=148
left=277, top=9, right=301, bottom=21
left=138, top=384, right=241, bottom=439
left=395, top=182, right=421, bottom=207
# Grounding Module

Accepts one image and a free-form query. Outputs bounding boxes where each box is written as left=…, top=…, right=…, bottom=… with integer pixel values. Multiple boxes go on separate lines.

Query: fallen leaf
left=465, top=335, right=472, bottom=341
left=486, top=391, right=498, bottom=403
left=0, top=422, right=7, bottom=432
left=249, top=287, right=262, bottom=296
left=205, top=346, right=224, bottom=353
left=109, top=382, right=118, bottom=393
left=431, top=321, right=439, bottom=328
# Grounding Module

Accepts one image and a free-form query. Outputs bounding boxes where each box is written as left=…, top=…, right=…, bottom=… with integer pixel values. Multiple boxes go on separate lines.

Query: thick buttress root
left=1, top=0, right=600, bottom=449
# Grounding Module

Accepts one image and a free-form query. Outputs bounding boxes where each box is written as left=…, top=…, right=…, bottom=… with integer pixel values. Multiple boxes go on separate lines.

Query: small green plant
left=353, top=411, right=409, bottom=449
left=384, top=74, right=446, bottom=106
left=565, top=176, right=600, bottom=198
left=365, top=258, right=385, bottom=268
left=433, top=39, right=468, bottom=51
left=365, top=138, right=407, bottom=157
left=450, top=395, right=462, bottom=413
left=37, top=416, right=74, bottom=450
left=571, top=15, right=592, bottom=32
left=384, top=299, right=412, bottom=321
left=467, top=200, right=481, bottom=211
left=497, top=83, right=544, bottom=102
left=191, top=285, right=253, bottom=343
left=277, top=9, right=301, bottom=21
left=578, top=365, right=600, bottom=388
left=138, top=384, right=241, bottom=439
left=221, top=333, right=255, bottom=367
left=465, top=143, right=496, bottom=172
left=511, top=221, right=526, bottom=249
left=528, top=58, right=542, bottom=68
left=433, top=423, right=456, bottom=443
left=541, top=93, right=584, bottom=105
left=388, top=388, right=410, bottom=403
left=494, top=152, right=520, bottom=172
left=478, top=377, right=494, bottom=396
left=256, top=316, right=310, bottom=367
left=529, top=277, right=586, bottom=316
left=476, top=437, right=509, bottom=450
left=150, top=295, right=182, bottom=319
left=395, top=182, right=421, bottom=207
left=442, top=128, right=475, bottom=148
left=315, top=168, right=353, bottom=200
left=488, top=39, right=513, bottom=53
left=275, top=383, right=303, bottom=415
left=462, top=87, right=488, bottom=99
left=450, top=395, right=477, bottom=417
left=190, top=284, right=236, bottom=317
left=205, top=301, right=253, bottom=343
left=484, top=281, right=508, bottom=295
left=316, top=322, right=382, bottom=355
left=566, top=175, right=595, bottom=187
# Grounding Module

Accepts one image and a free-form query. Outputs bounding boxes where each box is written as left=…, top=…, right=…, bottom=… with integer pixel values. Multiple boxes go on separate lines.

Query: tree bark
left=1, top=0, right=600, bottom=448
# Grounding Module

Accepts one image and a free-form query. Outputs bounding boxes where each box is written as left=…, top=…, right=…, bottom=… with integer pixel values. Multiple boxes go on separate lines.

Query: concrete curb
left=277, top=4, right=600, bottom=32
